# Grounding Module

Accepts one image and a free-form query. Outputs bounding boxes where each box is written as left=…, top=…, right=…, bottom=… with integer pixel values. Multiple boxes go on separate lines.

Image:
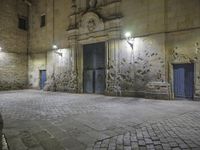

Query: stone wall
left=29, top=0, right=71, bottom=52
left=0, top=113, right=3, bottom=150
left=166, top=29, right=200, bottom=100
left=28, top=0, right=71, bottom=89
left=0, top=0, right=28, bottom=90
left=44, top=49, right=77, bottom=92
left=27, top=0, right=200, bottom=100
left=28, top=53, right=47, bottom=89
left=0, top=53, right=27, bottom=90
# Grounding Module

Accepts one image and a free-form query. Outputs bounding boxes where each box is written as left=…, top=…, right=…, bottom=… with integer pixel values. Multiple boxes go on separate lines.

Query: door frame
left=82, top=42, right=106, bottom=94
left=39, top=70, right=47, bottom=90
left=170, top=63, right=195, bottom=100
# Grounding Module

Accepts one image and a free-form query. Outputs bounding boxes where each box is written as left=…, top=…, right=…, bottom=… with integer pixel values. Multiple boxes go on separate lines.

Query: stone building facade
left=0, top=0, right=200, bottom=100
left=0, top=0, right=28, bottom=90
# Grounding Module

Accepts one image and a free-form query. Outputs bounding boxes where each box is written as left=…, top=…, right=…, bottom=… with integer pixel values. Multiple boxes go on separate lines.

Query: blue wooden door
left=40, top=70, right=46, bottom=89
left=173, top=64, right=194, bottom=99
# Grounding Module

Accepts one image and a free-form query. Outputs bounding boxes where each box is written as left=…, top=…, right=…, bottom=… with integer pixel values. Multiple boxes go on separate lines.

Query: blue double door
left=40, top=70, right=46, bottom=89
left=83, top=42, right=105, bottom=94
left=173, top=64, right=194, bottom=99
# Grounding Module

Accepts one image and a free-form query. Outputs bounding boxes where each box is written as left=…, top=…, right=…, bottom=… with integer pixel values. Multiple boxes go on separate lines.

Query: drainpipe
left=23, top=0, right=32, bottom=89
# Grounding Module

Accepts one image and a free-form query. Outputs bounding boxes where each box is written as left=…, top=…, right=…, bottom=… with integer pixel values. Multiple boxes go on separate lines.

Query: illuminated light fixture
left=53, top=45, right=63, bottom=57
left=52, top=44, right=58, bottom=50
left=125, top=32, right=134, bottom=49
left=125, top=32, right=132, bottom=39
left=0, top=47, right=2, bottom=51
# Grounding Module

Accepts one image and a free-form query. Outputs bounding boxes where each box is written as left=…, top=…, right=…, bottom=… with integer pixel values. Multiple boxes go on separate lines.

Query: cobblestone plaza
left=0, top=90, right=200, bottom=150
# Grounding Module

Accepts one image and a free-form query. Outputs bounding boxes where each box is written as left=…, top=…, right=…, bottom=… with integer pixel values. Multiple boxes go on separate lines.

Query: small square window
left=40, top=15, right=46, bottom=27
left=18, top=16, right=28, bottom=30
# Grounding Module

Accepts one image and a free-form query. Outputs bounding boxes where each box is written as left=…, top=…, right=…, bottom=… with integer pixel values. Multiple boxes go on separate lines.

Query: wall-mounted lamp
left=52, top=44, right=58, bottom=50
left=52, top=45, right=63, bottom=57
left=125, top=32, right=134, bottom=49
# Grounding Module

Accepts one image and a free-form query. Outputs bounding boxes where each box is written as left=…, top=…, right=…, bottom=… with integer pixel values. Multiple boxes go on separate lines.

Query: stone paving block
left=1, top=91, right=200, bottom=150
left=3, top=129, right=19, bottom=138
left=101, top=139, right=109, bottom=148
left=124, top=146, right=131, bottom=150
left=139, top=146, right=147, bottom=150
left=179, top=143, right=188, bottom=149
left=123, top=135, right=131, bottom=146
left=169, top=142, right=179, bottom=148
left=138, top=140, right=146, bottom=146
left=77, top=132, right=97, bottom=146
left=60, top=137, right=86, bottom=150
left=33, top=130, right=53, bottom=142
left=117, top=135, right=123, bottom=145
left=86, top=130, right=109, bottom=141
left=20, top=130, right=40, bottom=148
left=146, top=144, right=154, bottom=149
left=131, top=141, right=139, bottom=149
left=7, top=137, right=27, bottom=150
left=153, top=140, right=161, bottom=145
left=38, top=138, right=65, bottom=150
left=154, top=145, right=163, bottom=150
left=145, top=138, right=153, bottom=144
left=116, top=144, right=123, bottom=150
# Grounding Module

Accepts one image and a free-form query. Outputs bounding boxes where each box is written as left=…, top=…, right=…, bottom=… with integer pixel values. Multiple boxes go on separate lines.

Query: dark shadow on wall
left=0, top=113, right=3, bottom=150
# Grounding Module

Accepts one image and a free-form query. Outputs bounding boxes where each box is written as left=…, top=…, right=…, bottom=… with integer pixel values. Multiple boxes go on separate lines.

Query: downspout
left=23, top=0, right=32, bottom=89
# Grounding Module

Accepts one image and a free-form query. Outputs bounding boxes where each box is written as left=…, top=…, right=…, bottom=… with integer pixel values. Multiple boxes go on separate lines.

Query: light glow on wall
left=0, top=47, right=2, bottom=51
left=52, top=44, right=58, bottom=49
left=125, top=32, right=132, bottom=39
left=125, top=32, right=134, bottom=49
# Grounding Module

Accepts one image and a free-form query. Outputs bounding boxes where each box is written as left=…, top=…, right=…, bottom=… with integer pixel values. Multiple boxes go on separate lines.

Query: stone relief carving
left=79, top=12, right=104, bottom=33
left=44, top=71, right=78, bottom=92
left=106, top=59, right=134, bottom=95
left=68, top=0, right=122, bottom=32
left=170, top=48, right=195, bottom=63
left=89, top=0, right=97, bottom=8
left=135, top=49, right=165, bottom=84
left=71, top=0, right=76, bottom=14
left=87, top=19, right=96, bottom=32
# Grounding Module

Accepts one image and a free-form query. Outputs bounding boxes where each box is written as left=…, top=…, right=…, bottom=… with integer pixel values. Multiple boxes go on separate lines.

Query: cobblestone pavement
left=0, top=90, right=200, bottom=150
left=93, top=112, right=200, bottom=150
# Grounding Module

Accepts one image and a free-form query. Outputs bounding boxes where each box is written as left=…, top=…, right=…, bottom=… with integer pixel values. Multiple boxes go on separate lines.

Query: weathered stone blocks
left=0, top=114, right=3, bottom=150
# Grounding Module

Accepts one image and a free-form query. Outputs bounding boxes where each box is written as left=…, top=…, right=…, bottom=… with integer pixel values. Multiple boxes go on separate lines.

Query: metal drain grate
left=2, top=134, right=9, bottom=150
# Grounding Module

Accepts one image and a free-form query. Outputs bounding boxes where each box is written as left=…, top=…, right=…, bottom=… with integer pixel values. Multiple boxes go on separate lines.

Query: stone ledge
left=194, top=96, right=200, bottom=101
left=145, top=82, right=170, bottom=100
left=145, top=92, right=170, bottom=100
left=105, top=90, right=170, bottom=100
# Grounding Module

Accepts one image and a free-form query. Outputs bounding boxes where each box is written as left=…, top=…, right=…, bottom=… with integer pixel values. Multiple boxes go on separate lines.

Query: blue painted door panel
left=185, top=65, right=194, bottom=98
left=173, top=64, right=194, bottom=99
left=83, top=70, right=94, bottom=93
left=40, top=70, right=46, bottom=89
left=95, top=69, right=105, bottom=94
left=174, top=66, right=185, bottom=97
